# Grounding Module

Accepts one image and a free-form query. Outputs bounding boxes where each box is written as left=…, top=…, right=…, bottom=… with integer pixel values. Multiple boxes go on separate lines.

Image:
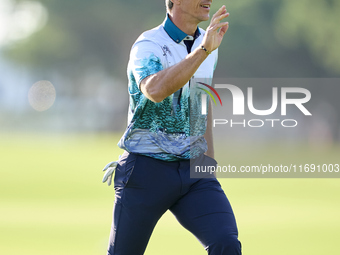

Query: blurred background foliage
left=3, top=0, right=340, bottom=78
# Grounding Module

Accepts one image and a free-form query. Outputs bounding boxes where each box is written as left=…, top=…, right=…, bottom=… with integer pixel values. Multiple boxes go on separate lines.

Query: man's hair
left=165, top=0, right=173, bottom=11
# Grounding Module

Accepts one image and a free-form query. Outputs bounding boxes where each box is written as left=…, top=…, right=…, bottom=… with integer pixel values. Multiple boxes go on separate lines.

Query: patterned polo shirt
left=118, top=15, right=218, bottom=161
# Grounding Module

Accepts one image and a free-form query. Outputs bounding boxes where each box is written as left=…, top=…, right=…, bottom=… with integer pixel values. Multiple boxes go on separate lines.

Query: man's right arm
left=140, top=6, right=229, bottom=103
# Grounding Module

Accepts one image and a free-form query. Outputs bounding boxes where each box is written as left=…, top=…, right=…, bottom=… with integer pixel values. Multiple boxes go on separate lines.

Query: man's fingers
left=211, top=11, right=229, bottom=26
left=211, top=5, right=226, bottom=21
left=219, top=23, right=229, bottom=36
left=203, top=5, right=229, bottom=51
left=210, top=21, right=229, bottom=32
left=214, top=12, right=229, bottom=24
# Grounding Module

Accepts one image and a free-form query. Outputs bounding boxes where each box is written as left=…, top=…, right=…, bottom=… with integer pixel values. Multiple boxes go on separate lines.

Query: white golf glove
left=102, top=160, right=119, bottom=186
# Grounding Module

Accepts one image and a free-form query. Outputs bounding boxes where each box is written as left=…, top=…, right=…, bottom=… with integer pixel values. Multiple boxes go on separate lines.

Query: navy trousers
left=107, top=151, right=241, bottom=255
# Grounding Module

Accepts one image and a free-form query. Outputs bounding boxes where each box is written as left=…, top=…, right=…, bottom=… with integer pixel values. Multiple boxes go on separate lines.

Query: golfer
left=103, top=1, right=241, bottom=254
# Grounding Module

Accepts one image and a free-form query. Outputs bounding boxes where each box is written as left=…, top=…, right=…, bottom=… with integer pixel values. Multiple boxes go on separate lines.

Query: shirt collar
left=163, top=14, right=201, bottom=43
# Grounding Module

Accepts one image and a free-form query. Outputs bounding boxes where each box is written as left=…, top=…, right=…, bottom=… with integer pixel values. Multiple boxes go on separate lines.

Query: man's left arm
left=204, top=99, right=214, bottom=159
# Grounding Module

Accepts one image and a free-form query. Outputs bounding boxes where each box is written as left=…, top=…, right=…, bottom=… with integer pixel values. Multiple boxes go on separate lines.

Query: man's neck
left=168, top=12, right=198, bottom=36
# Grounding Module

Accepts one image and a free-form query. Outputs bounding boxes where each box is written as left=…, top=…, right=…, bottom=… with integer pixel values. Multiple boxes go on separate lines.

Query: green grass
left=0, top=132, right=339, bottom=254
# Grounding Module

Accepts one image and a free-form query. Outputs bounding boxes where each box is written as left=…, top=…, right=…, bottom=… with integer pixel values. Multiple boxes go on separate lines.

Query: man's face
left=178, top=0, right=212, bottom=24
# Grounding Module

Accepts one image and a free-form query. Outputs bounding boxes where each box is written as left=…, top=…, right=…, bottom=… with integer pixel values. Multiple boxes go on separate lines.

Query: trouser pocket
left=114, top=151, right=137, bottom=189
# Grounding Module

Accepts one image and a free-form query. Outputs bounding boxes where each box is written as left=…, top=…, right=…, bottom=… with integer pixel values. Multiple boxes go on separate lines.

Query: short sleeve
left=129, top=40, right=165, bottom=88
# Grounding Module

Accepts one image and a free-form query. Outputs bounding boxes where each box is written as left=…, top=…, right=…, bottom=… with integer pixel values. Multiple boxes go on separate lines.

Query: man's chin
left=199, top=15, right=210, bottom=22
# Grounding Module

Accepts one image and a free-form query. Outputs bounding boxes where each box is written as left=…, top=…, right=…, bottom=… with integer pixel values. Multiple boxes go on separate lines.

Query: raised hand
left=202, top=5, right=229, bottom=52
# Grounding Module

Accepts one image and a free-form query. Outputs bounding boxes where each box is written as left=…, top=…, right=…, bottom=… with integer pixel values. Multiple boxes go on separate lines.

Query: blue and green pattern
left=119, top=53, right=208, bottom=161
